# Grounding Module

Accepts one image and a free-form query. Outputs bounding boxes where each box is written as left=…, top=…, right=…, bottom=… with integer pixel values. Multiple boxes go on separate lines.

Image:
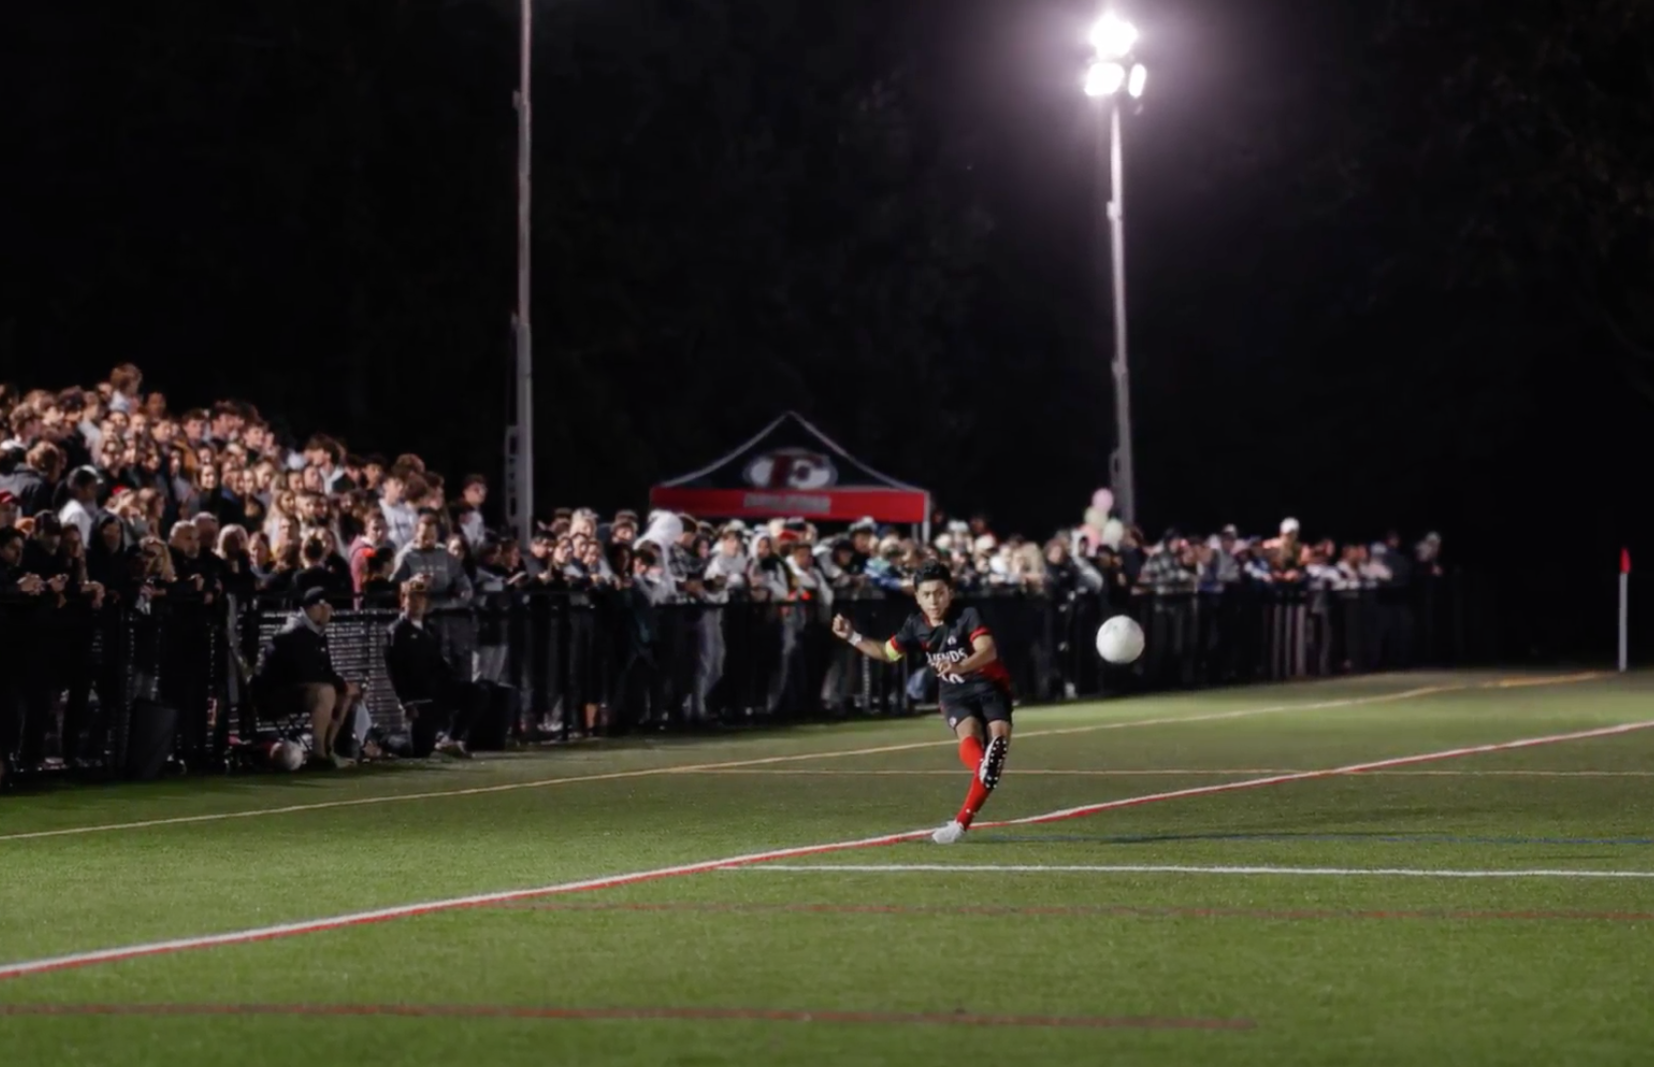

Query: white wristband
left=846, top=630, right=864, bottom=646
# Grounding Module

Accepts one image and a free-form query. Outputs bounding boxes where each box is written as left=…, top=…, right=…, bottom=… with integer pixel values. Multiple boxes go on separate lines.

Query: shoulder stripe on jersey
left=968, top=627, right=992, bottom=643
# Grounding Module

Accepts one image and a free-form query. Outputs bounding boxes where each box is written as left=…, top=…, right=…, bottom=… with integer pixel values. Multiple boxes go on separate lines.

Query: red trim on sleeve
left=968, top=627, right=991, bottom=643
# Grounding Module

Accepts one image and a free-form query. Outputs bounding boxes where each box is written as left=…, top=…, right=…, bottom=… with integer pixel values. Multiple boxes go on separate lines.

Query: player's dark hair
left=913, top=560, right=953, bottom=588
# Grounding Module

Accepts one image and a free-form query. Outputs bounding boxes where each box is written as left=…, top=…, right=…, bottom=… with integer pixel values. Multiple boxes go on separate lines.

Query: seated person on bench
left=255, top=586, right=360, bottom=767
left=385, top=577, right=482, bottom=758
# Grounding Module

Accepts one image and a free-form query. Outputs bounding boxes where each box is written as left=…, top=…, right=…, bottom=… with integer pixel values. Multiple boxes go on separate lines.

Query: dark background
left=7, top=0, right=1653, bottom=655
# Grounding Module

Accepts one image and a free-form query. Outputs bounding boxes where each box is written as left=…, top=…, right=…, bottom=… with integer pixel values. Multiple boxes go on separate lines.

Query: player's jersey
left=886, top=604, right=1013, bottom=701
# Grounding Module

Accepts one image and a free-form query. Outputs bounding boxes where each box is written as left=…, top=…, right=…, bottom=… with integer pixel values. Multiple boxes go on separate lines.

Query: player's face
left=915, top=579, right=953, bottom=620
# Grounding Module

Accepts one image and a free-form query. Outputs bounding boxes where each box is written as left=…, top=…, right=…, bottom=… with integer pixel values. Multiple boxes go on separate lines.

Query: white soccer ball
left=1095, top=615, right=1145, bottom=665
left=270, top=739, right=304, bottom=773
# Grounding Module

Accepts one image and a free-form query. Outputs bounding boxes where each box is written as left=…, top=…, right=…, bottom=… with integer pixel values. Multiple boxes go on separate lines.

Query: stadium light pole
left=1084, top=14, right=1147, bottom=525
left=511, top=0, right=535, bottom=551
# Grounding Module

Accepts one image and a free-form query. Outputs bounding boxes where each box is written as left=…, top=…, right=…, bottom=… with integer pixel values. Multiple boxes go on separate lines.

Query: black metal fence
left=1, top=577, right=1469, bottom=781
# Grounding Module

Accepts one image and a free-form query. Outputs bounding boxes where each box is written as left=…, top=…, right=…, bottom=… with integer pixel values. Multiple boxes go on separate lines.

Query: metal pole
left=512, top=0, right=535, bottom=550
left=1619, top=548, right=1630, bottom=672
left=1105, top=99, right=1136, bottom=525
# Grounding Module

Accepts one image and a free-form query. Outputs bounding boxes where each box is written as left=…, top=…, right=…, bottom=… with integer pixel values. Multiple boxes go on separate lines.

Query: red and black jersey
left=886, top=604, right=1013, bottom=700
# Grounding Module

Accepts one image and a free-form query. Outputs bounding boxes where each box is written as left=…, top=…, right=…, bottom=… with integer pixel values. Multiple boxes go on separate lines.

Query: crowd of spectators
left=0, top=363, right=1447, bottom=616
left=1, top=364, right=1448, bottom=781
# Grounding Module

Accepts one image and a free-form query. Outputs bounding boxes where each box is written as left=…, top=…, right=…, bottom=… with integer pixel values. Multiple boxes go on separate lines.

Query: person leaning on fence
left=384, top=577, right=479, bottom=759
left=356, top=547, right=400, bottom=607
left=1, top=525, right=51, bottom=787
left=390, top=508, right=473, bottom=603
left=253, top=586, right=360, bottom=768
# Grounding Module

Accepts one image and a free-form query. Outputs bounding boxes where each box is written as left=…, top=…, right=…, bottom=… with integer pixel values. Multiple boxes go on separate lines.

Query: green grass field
left=4, top=670, right=1653, bottom=1066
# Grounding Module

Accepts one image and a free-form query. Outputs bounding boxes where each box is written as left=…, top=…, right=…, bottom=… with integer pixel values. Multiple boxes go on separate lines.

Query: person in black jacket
left=255, top=586, right=358, bottom=766
left=290, top=533, right=351, bottom=606
left=385, top=578, right=479, bottom=758
left=11, top=516, right=74, bottom=769
left=0, top=444, right=51, bottom=519
left=1, top=526, right=50, bottom=786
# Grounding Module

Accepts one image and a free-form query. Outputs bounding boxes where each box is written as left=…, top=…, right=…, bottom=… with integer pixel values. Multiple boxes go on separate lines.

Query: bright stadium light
left=1081, top=12, right=1144, bottom=524
left=1084, top=61, right=1126, bottom=98
left=1127, top=62, right=1147, bottom=98
left=1089, top=13, right=1138, bottom=60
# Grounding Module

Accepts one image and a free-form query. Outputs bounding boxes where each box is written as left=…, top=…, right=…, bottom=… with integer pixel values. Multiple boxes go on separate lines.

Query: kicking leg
left=933, top=710, right=1011, bottom=844
left=960, top=719, right=1011, bottom=826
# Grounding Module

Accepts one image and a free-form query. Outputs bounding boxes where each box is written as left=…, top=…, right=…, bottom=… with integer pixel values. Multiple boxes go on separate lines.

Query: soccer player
left=832, top=560, right=1011, bottom=844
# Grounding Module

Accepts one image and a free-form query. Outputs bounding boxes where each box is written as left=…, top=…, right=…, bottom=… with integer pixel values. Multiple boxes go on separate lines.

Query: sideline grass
left=2, top=671, right=1652, bottom=1066
left=0, top=672, right=1497, bottom=842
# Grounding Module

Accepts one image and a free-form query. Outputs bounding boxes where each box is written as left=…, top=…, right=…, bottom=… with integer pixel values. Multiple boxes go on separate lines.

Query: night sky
left=9, top=1, right=1652, bottom=605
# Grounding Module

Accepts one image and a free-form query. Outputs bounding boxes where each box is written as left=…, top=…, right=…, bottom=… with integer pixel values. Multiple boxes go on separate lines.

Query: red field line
left=0, top=1002, right=1253, bottom=1031
left=4, top=717, right=1648, bottom=983
left=489, top=900, right=1654, bottom=923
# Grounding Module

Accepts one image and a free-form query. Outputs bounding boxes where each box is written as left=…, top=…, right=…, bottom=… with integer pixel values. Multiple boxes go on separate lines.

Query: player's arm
left=831, top=614, right=905, bottom=663
left=951, top=610, right=999, bottom=675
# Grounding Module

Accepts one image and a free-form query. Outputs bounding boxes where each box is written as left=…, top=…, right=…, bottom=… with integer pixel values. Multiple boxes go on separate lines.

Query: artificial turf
left=2, top=670, right=1652, bottom=1066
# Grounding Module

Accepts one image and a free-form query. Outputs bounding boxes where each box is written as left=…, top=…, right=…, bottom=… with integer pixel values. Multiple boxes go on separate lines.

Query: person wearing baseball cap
left=253, top=584, right=358, bottom=767
left=609, top=512, right=638, bottom=545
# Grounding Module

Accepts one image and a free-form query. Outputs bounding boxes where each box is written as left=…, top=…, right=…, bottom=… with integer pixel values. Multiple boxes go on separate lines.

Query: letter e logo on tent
left=744, top=449, right=837, bottom=491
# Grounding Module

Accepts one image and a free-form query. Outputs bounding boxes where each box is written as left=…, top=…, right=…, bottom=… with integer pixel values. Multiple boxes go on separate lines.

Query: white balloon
left=639, top=511, right=684, bottom=555
left=1101, top=518, right=1125, bottom=549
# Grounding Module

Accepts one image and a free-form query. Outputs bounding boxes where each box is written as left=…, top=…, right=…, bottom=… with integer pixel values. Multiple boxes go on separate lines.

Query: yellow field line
left=0, top=672, right=1605, bottom=843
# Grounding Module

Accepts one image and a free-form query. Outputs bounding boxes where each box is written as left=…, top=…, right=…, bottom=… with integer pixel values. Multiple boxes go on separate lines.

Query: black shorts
left=941, top=688, right=1013, bottom=730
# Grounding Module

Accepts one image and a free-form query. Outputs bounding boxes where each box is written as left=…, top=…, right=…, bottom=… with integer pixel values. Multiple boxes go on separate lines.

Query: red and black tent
left=649, top=412, right=930, bottom=531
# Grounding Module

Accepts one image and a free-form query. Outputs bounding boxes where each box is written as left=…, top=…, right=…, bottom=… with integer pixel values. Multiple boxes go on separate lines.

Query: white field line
left=0, top=678, right=1509, bottom=844
left=739, top=864, right=1654, bottom=880
left=1362, top=769, right=1654, bottom=777
left=688, top=768, right=1654, bottom=778
left=976, top=718, right=1654, bottom=831
left=0, top=711, right=1642, bottom=983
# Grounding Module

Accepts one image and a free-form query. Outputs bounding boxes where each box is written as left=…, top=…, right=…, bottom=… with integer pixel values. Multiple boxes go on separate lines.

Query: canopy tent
left=649, top=412, right=930, bottom=529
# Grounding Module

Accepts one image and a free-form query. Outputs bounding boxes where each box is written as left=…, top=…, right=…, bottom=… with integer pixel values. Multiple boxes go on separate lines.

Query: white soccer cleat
left=931, top=819, right=966, bottom=845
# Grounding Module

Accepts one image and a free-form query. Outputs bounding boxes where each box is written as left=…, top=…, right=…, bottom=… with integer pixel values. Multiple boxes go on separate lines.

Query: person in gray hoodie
left=391, top=509, right=473, bottom=605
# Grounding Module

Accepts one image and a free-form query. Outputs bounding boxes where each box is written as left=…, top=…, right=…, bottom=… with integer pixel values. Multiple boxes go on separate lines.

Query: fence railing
left=0, top=577, right=1465, bottom=780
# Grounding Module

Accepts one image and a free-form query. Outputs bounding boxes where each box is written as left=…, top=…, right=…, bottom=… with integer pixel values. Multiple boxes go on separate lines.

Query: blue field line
left=976, top=832, right=1654, bottom=847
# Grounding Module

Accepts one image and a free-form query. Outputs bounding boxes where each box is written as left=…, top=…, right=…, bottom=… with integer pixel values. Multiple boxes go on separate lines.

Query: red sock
left=956, top=777, right=991, bottom=828
left=955, top=736, right=993, bottom=828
